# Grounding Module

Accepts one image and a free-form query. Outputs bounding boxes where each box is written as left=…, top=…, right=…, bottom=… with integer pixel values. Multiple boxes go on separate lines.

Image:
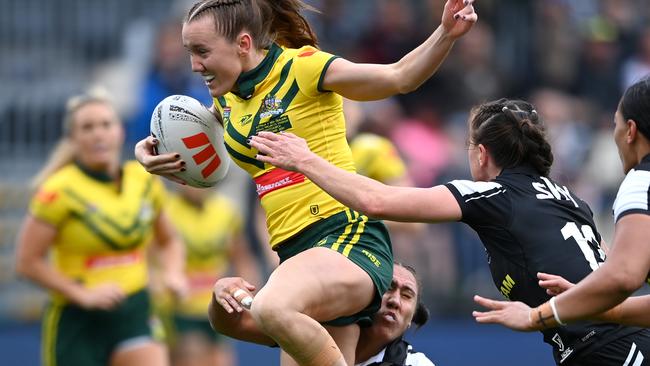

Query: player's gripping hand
left=250, top=131, right=315, bottom=172
left=134, top=136, right=186, bottom=184
left=213, top=277, right=256, bottom=313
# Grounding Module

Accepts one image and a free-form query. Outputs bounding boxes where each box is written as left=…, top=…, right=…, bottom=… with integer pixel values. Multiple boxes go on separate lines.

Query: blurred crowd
left=2, top=0, right=650, bottom=328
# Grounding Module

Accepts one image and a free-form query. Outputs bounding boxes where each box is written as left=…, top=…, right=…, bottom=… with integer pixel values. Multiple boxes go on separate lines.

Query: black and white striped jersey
left=445, top=164, right=642, bottom=365
left=613, top=155, right=650, bottom=223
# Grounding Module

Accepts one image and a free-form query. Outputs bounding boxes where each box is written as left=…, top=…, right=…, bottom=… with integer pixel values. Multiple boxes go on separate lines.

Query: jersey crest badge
left=259, top=94, right=284, bottom=119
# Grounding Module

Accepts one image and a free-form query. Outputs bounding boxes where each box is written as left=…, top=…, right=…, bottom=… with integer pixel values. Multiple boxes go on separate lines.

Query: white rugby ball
left=150, top=95, right=229, bottom=187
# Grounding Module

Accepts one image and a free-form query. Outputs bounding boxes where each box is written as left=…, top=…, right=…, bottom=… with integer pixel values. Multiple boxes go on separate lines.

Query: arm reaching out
left=249, top=132, right=461, bottom=223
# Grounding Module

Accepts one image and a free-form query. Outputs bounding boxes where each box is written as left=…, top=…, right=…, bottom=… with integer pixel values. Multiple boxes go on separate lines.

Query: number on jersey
left=561, top=222, right=605, bottom=271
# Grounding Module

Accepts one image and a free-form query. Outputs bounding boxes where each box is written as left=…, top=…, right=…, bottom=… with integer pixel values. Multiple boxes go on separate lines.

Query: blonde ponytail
left=30, top=139, right=76, bottom=190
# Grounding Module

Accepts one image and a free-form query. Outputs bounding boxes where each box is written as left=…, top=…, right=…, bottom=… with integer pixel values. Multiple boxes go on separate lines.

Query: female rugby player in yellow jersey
left=15, top=92, right=187, bottom=366
left=135, top=1, right=477, bottom=365
left=164, top=185, right=259, bottom=366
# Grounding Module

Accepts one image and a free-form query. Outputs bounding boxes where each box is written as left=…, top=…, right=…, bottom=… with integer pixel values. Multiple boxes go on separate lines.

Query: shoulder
left=446, top=179, right=505, bottom=200
left=614, top=168, right=650, bottom=222
left=38, top=164, right=79, bottom=192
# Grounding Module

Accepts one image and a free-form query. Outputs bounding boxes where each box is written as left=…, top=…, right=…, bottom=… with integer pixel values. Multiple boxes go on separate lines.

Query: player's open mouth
left=203, top=75, right=215, bottom=86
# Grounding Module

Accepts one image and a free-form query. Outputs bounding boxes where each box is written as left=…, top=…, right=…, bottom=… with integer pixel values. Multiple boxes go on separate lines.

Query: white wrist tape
left=550, top=297, right=566, bottom=326
left=232, top=289, right=253, bottom=309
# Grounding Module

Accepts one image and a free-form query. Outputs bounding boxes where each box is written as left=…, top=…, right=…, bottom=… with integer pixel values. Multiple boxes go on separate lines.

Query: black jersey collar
left=232, top=43, right=283, bottom=100
left=499, top=164, right=539, bottom=177
left=75, top=160, right=120, bottom=183
left=640, top=153, right=650, bottom=165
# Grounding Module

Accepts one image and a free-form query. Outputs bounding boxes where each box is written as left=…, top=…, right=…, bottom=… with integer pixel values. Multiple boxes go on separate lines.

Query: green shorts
left=41, top=289, right=154, bottom=366
left=275, top=209, right=393, bottom=327
left=173, top=315, right=227, bottom=344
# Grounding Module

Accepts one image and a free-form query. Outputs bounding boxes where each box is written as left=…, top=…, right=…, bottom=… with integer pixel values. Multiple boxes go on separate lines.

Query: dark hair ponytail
left=470, top=98, right=554, bottom=176
left=186, top=0, right=317, bottom=50
left=261, top=0, right=318, bottom=48
left=620, top=76, right=650, bottom=141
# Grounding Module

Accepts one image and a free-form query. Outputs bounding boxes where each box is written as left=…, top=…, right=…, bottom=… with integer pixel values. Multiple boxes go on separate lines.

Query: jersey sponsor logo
left=36, top=190, right=59, bottom=204
left=532, top=177, right=578, bottom=208
left=254, top=168, right=306, bottom=198
left=581, top=330, right=595, bottom=342
left=559, top=347, right=574, bottom=363
left=298, top=50, right=317, bottom=57
left=499, top=274, right=515, bottom=299
left=258, top=115, right=293, bottom=134
left=181, top=132, right=222, bottom=178
left=239, top=114, right=253, bottom=126
left=552, top=333, right=565, bottom=352
left=187, top=272, right=219, bottom=290
left=361, top=249, right=381, bottom=267
left=259, top=94, right=284, bottom=119
left=85, top=251, right=142, bottom=269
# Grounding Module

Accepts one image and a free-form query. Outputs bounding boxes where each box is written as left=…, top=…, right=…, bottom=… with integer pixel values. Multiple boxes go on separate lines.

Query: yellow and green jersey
left=29, top=161, right=165, bottom=303
left=350, top=133, right=406, bottom=184
left=166, top=192, right=242, bottom=316
left=215, top=43, right=355, bottom=247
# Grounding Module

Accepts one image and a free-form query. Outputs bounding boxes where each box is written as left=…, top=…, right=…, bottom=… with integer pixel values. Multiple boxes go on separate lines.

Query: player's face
left=613, top=105, right=636, bottom=173
left=374, top=265, right=418, bottom=341
left=70, top=102, right=124, bottom=170
left=182, top=16, right=242, bottom=97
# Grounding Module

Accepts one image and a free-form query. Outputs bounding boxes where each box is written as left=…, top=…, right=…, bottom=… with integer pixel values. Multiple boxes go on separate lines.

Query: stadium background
left=1, top=0, right=649, bottom=364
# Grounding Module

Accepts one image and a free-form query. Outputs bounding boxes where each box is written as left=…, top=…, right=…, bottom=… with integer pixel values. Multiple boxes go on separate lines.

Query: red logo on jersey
left=181, top=132, right=222, bottom=178
left=36, top=190, right=58, bottom=204
left=298, top=50, right=317, bottom=57
left=254, top=168, right=305, bottom=198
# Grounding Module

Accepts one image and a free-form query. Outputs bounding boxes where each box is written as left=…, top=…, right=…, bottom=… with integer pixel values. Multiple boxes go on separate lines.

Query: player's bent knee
left=249, top=295, right=295, bottom=335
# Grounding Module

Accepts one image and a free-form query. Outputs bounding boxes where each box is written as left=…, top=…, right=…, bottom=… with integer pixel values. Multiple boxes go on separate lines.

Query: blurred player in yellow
left=15, top=91, right=187, bottom=366
left=163, top=185, right=259, bottom=366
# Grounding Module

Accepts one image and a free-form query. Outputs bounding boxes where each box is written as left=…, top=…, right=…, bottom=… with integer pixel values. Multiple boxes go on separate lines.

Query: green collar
left=232, top=43, right=283, bottom=100
left=75, top=160, right=120, bottom=183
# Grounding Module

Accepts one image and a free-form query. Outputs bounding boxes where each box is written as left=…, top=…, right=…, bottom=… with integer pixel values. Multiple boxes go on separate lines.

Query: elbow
left=397, top=82, right=419, bottom=95
left=360, top=193, right=388, bottom=220
left=608, top=267, right=646, bottom=296
left=14, top=257, right=31, bottom=279
left=392, top=64, right=421, bottom=95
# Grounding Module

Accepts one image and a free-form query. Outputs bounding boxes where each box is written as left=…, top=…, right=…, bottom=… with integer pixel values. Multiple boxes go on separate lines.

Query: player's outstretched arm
left=250, top=132, right=461, bottom=223
left=321, top=0, right=477, bottom=101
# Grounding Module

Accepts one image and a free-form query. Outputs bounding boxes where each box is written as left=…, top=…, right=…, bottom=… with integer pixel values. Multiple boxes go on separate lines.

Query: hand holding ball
left=150, top=95, right=229, bottom=187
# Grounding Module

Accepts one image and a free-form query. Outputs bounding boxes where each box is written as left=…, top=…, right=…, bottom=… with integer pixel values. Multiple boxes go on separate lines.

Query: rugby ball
left=150, top=95, right=229, bottom=187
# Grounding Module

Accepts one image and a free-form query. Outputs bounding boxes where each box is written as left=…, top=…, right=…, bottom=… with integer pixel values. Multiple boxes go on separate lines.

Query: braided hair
left=469, top=98, right=554, bottom=176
